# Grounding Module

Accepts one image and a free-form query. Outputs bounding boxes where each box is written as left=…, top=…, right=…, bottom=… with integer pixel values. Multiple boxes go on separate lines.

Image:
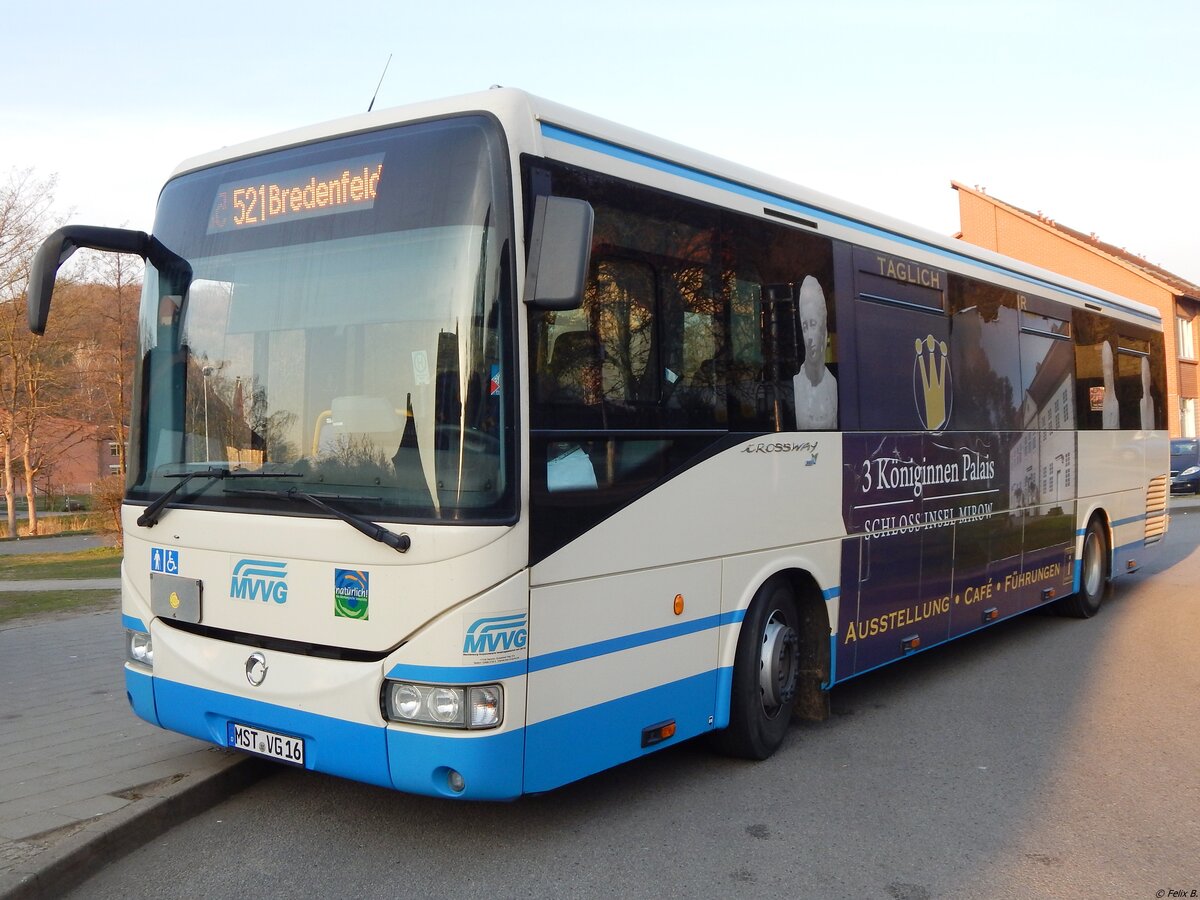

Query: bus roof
left=168, top=87, right=1161, bottom=329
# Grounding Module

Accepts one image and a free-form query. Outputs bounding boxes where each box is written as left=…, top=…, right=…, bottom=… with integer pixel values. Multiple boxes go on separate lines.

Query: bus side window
left=1072, top=309, right=1116, bottom=431
left=1116, top=335, right=1152, bottom=430
left=720, top=211, right=836, bottom=432
left=663, top=263, right=723, bottom=428
left=547, top=330, right=604, bottom=405
left=1018, top=310, right=1075, bottom=431
left=948, top=275, right=1022, bottom=431
left=589, top=258, right=657, bottom=409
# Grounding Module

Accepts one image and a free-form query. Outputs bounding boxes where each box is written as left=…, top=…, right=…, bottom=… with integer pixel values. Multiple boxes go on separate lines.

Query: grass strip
left=0, top=589, right=119, bottom=625
left=0, top=547, right=123, bottom=580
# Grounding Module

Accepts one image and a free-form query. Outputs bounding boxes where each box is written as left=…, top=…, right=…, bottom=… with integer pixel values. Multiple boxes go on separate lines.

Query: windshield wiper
left=137, top=467, right=301, bottom=528
left=226, top=486, right=411, bottom=553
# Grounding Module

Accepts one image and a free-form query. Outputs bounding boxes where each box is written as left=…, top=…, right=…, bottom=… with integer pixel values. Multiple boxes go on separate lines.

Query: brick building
left=5, top=416, right=119, bottom=502
left=953, top=181, right=1200, bottom=437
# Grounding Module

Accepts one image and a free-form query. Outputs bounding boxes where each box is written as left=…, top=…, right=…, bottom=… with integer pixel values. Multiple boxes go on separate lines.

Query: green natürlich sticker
left=333, top=568, right=369, bottom=620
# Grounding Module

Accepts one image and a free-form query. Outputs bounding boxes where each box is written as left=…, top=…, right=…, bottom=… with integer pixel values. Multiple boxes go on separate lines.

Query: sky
left=4, top=0, right=1198, bottom=284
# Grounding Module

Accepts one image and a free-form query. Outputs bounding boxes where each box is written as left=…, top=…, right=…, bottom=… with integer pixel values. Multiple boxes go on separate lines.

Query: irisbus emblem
left=230, top=558, right=289, bottom=604
left=463, top=612, right=528, bottom=656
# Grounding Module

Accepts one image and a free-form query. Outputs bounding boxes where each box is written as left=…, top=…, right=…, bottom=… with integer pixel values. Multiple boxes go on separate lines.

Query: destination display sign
left=207, top=154, right=384, bottom=233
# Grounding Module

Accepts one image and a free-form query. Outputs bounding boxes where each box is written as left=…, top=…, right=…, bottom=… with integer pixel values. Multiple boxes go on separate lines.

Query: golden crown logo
left=914, top=335, right=950, bottom=431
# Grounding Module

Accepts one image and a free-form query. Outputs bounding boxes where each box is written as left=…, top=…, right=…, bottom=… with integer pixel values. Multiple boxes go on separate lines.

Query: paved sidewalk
left=0, top=603, right=264, bottom=900
left=0, top=535, right=117, bottom=556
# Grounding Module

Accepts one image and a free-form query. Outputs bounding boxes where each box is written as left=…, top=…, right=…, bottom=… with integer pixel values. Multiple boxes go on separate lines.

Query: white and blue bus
left=28, top=89, right=1169, bottom=799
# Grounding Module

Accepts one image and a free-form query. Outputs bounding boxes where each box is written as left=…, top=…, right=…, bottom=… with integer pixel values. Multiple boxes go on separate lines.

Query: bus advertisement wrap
left=839, top=430, right=1076, bottom=677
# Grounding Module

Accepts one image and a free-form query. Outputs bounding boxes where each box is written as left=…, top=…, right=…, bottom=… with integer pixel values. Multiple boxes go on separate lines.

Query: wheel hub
left=1083, top=531, right=1103, bottom=597
left=759, top=612, right=799, bottom=712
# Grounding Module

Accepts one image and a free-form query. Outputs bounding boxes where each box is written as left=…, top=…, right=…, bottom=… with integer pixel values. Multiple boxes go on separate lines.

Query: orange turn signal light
left=673, top=594, right=684, bottom=616
left=641, top=720, right=677, bottom=747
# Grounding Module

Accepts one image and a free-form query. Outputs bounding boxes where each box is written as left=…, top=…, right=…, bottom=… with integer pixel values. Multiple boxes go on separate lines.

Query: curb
left=0, top=754, right=271, bottom=900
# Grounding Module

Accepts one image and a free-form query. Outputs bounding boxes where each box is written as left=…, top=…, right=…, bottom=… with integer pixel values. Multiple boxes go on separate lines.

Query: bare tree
left=0, top=169, right=141, bottom=536
left=66, top=251, right=142, bottom=475
left=0, top=169, right=61, bottom=534
left=0, top=288, right=91, bottom=534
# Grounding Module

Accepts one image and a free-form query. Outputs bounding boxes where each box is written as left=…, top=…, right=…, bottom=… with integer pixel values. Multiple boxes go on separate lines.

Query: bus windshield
left=127, top=115, right=516, bottom=523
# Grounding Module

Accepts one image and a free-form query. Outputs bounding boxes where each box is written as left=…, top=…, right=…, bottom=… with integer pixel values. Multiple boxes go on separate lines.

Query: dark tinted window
left=1072, top=309, right=1117, bottom=431
left=1019, top=310, right=1074, bottom=430
left=523, top=157, right=837, bottom=560
left=527, top=159, right=837, bottom=436
left=852, top=248, right=949, bottom=431
left=948, top=276, right=1022, bottom=431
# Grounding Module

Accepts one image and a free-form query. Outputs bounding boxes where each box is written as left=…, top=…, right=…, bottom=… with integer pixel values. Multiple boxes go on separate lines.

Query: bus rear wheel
left=712, top=577, right=800, bottom=760
left=1059, top=517, right=1109, bottom=618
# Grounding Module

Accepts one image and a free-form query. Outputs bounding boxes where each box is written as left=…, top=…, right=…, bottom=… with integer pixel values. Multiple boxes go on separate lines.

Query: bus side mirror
left=27, top=225, right=192, bottom=334
left=524, top=196, right=594, bottom=311
left=27, top=225, right=152, bottom=334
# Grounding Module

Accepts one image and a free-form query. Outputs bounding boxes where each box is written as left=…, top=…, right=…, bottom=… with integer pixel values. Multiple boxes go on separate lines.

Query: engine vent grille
left=1145, top=475, right=1168, bottom=545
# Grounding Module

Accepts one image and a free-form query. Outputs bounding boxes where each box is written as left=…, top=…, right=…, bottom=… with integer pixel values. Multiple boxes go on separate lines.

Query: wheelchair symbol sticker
left=151, top=548, right=180, bottom=575
left=412, top=350, right=430, bottom=386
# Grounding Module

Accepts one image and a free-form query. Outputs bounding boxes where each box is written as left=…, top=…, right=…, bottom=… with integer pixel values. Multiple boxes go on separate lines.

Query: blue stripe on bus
left=386, top=726, right=525, bottom=800
left=386, top=609, right=754, bottom=683
left=125, top=665, right=159, bottom=726
left=541, top=124, right=1158, bottom=325
left=144, top=671, right=723, bottom=798
left=713, top=665, right=734, bottom=729
left=386, top=584, right=841, bottom=685
left=1077, top=513, right=1147, bottom=536
left=386, top=660, right=528, bottom=683
left=827, top=633, right=838, bottom=688
left=123, top=614, right=147, bottom=632
left=523, top=587, right=835, bottom=675
left=155, top=678, right=394, bottom=789
left=149, top=677, right=525, bottom=799
left=524, top=669, right=719, bottom=793
left=1111, top=513, right=1147, bottom=528
left=529, top=612, right=737, bottom=673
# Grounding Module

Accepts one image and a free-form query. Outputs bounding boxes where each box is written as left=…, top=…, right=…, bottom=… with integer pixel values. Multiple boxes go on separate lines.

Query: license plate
left=227, top=722, right=305, bottom=767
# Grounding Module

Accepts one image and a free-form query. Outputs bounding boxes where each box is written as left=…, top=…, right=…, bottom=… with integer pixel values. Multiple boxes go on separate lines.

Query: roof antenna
left=367, top=54, right=393, bottom=113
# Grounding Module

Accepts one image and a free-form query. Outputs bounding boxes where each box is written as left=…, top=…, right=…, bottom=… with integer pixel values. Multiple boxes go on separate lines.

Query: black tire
left=711, top=577, right=801, bottom=760
left=1059, top=517, right=1109, bottom=618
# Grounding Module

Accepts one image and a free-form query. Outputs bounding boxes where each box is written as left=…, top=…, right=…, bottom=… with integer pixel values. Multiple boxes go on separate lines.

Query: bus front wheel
left=1060, top=517, right=1109, bottom=618
left=712, top=577, right=800, bottom=760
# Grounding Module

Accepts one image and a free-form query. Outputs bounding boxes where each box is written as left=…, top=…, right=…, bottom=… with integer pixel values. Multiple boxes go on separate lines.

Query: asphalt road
left=67, top=512, right=1200, bottom=900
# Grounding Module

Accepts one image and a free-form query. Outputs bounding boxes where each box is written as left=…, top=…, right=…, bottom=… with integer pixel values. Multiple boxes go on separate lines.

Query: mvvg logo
left=230, top=559, right=289, bottom=604
left=463, top=612, right=527, bottom=656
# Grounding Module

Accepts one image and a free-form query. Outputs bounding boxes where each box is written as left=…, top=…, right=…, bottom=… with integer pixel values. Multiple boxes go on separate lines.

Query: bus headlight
left=427, top=687, right=461, bottom=724
left=383, top=681, right=503, bottom=730
left=391, top=683, right=422, bottom=720
left=126, top=630, right=153, bottom=667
